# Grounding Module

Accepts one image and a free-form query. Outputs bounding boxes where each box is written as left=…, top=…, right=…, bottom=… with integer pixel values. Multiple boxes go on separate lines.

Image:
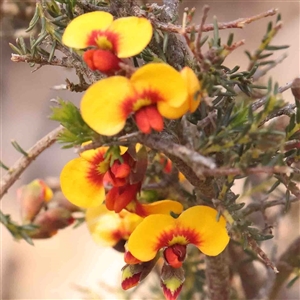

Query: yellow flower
left=81, top=64, right=201, bottom=136
left=62, top=11, right=152, bottom=73
left=86, top=204, right=142, bottom=247
left=127, top=206, right=229, bottom=266
left=60, top=147, right=108, bottom=208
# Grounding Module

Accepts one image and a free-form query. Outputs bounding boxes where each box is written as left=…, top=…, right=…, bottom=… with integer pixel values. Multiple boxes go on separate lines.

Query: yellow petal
left=130, top=64, right=188, bottom=111
left=60, top=157, right=105, bottom=208
left=139, top=200, right=183, bottom=216
left=128, top=214, right=175, bottom=261
left=86, top=205, right=121, bottom=246
left=80, top=143, right=109, bottom=162
left=179, top=206, right=229, bottom=256
left=81, top=76, right=136, bottom=136
left=62, top=11, right=114, bottom=49
left=157, top=100, right=188, bottom=119
left=180, top=67, right=201, bottom=113
left=109, top=17, right=153, bottom=58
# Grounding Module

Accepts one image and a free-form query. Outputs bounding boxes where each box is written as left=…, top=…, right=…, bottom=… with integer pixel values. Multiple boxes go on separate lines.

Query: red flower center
left=135, top=105, right=164, bottom=134
left=163, top=244, right=187, bottom=268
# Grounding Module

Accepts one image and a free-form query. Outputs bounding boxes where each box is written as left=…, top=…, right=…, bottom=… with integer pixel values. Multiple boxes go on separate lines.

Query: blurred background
left=1, top=0, right=299, bottom=299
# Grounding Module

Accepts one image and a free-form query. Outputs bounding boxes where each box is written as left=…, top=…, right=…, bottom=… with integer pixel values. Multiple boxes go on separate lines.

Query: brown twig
left=195, top=5, right=210, bottom=62
left=76, top=0, right=111, bottom=13
left=253, top=53, right=288, bottom=81
left=11, top=54, right=71, bottom=68
left=0, top=126, right=64, bottom=200
left=268, top=237, right=300, bottom=299
left=251, top=80, right=294, bottom=111
left=142, top=8, right=278, bottom=33
left=279, top=174, right=300, bottom=199
left=197, top=165, right=291, bottom=178
left=259, top=103, right=296, bottom=126
left=246, top=233, right=279, bottom=273
left=242, top=196, right=299, bottom=216
left=139, top=134, right=217, bottom=170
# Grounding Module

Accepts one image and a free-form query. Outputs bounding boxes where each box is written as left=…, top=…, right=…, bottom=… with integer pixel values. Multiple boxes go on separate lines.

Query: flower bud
left=161, top=263, right=185, bottom=300
left=83, top=49, right=121, bottom=74
left=18, top=179, right=53, bottom=224
left=121, top=258, right=157, bottom=290
left=30, top=207, right=74, bottom=239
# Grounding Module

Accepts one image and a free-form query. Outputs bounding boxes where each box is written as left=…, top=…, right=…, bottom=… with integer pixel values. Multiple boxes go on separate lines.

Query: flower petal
left=86, top=205, right=121, bottom=246
left=81, top=76, right=136, bottom=136
left=62, top=11, right=114, bottom=49
left=157, top=101, right=188, bottom=119
left=80, top=144, right=108, bottom=162
left=128, top=214, right=175, bottom=262
left=136, top=200, right=183, bottom=217
left=130, top=64, right=188, bottom=110
left=109, top=17, right=153, bottom=58
left=60, top=157, right=105, bottom=208
left=178, top=206, right=229, bottom=256
left=180, top=67, right=201, bottom=113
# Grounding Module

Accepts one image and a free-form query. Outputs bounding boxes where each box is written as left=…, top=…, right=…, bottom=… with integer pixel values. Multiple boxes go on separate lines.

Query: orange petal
left=127, top=214, right=175, bottom=262
left=81, top=76, right=136, bottom=136
left=60, top=157, right=105, bottom=208
left=130, top=64, right=188, bottom=112
left=178, top=206, right=229, bottom=256
left=180, top=67, right=201, bottom=113
left=62, top=11, right=114, bottom=49
left=109, top=17, right=153, bottom=58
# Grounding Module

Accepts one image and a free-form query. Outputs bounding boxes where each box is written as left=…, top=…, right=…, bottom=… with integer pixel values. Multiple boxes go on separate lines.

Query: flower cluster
left=62, top=11, right=202, bottom=135
left=121, top=206, right=230, bottom=299
left=60, top=145, right=183, bottom=217
left=58, top=11, right=229, bottom=300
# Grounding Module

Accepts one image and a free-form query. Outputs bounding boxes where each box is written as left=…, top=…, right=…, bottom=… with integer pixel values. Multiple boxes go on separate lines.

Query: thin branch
left=195, top=5, right=210, bottom=62
left=259, top=103, right=296, bottom=126
left=140, top=8, right=277, bottom=33
left=76, top=0, right=111, bottom=13
left=246, top=233, right=279, bottom=273
left=197, top=110, right=217, bottom=129
left=242, top=196, right=299, bottom=216
left=139, top=134, right=217, bottom=170
left=251, top=80, right=294, bottom=111
left=253, top=53, right=288, bottom=81
left=279, top=174, right=300, bottom=199
left=0, top=126, right=63, bottom=200
left=11, top=54, right=71, bottom=68
left=268, top=237, right=300, bottom=299
left=197, top=165, right=291, bottom=178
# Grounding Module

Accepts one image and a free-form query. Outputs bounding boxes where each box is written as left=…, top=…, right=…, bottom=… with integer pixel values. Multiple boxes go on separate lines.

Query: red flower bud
left=83, top=49, right=121, bottom=74
left=161, top=263, right=185, bottom=300
left=121, top=259, right=157, bottom=290
left=18, top=179, right=53, bottom=224
left=124, top=249, right=141, bottom=265
left=30, top=207, right=74, bottom=239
